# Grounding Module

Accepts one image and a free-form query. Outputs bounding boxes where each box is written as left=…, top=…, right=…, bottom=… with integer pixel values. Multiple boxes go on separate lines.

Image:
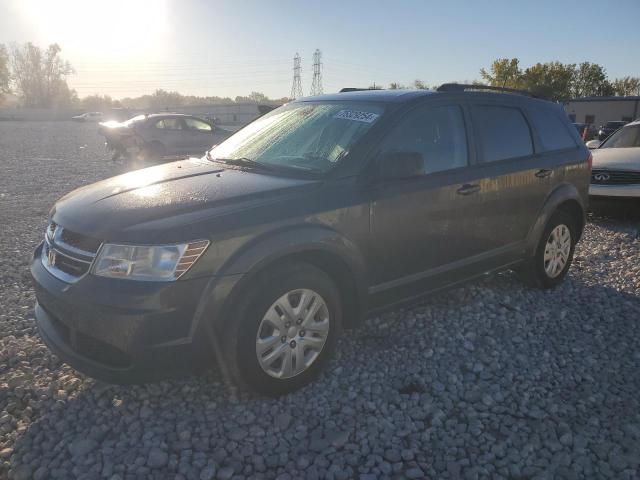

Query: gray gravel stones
left=1, top=122, right=640, bottom=479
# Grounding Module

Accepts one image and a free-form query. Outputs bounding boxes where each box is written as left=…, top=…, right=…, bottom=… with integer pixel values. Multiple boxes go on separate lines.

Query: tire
left=222, top=262, right=342, bottom=396
left=518, top=210, right=577, bottom=289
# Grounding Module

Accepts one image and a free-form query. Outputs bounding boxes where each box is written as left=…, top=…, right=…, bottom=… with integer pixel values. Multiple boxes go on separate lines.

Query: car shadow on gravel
left=9, top=270, right=640, bottom=479
left=589, top=197, right=640, bottom=227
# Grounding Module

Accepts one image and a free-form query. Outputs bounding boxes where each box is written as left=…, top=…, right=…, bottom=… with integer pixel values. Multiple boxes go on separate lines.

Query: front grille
left=591, top=169, right=640, bottom=185
left=42, top=222, right=102, bottom=283
left=59, top=229, right=102, bottom=254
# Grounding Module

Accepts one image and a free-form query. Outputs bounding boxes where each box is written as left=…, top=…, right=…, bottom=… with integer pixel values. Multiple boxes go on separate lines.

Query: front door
left=184, top=118, right=215, bottom=154
left=369, top=102, right=486, bottom=303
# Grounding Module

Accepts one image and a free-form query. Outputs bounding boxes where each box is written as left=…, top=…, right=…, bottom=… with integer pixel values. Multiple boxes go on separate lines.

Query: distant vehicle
left=598, top=120, right=627, bottom=141
left=32, top=85, right=590, bottom=394
left=98, top=113, right=231, bottom=161
left=72, top=111, right=104, bottom=122
left=572, top=123, right=597, bottom=141
left=589, top=120, right=640, bottom=198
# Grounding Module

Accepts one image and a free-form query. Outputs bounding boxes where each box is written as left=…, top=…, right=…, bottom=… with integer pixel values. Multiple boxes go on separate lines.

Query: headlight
left=92, top=240, right=209, bottom=281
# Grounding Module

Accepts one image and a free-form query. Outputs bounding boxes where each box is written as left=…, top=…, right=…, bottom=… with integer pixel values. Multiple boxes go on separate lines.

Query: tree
left=572, top=62, right=613, bottom=98
left=81, top=94, right=115, bottom=111
left=480, top=58, right=522, bottom=88
left=521, top=62, right=575, bottom=101
left=612, top=76, right=640, bottom=96
left=389, top=82, right=405, bottom=90
left=413, top=79, right=429, bottom=90
left=10, top=42, right=74, bottom=107
left=148, top=89, right=183, bottom=110
left=0, top=44, right=9, bottom=100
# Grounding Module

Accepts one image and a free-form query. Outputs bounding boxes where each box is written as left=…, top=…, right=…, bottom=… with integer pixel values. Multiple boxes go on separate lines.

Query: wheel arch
left=213, top=225, right=369, bottom=330
left=526, top=182, right=587, bottom=255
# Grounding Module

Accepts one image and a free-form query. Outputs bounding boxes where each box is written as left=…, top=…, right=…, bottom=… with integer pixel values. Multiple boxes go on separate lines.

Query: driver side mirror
left=586, top=139, right=601, bottom=149
left=379, top=152, right=424, bottom=179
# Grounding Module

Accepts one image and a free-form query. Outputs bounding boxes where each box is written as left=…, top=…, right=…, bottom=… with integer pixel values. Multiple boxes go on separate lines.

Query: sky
left=1, top=0, right=639, bottom=100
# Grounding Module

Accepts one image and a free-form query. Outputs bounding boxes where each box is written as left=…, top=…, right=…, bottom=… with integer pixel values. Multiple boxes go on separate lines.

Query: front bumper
left=589, top=184, right=640, bottom=198
left=30, top=241, right=230, bottom=383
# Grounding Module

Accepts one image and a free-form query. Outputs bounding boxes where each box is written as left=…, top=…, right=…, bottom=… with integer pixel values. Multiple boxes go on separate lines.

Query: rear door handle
left=456, top=183, right=481, bottom=195
left=535, top=168, right=553, bottom=178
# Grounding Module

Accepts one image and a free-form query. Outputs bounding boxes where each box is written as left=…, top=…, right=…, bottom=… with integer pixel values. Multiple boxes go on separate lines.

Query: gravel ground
left=1, top=121, right=639, bottom=480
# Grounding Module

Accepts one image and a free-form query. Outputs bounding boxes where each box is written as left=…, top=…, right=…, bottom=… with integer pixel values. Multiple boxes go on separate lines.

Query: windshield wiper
left=209, top=155, right=323, bottom=176
left=209, top=156, right=276, bottom=172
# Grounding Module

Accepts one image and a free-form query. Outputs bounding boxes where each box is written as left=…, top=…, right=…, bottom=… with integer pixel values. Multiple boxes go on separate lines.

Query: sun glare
left=18, top=0, right=169, bottom=60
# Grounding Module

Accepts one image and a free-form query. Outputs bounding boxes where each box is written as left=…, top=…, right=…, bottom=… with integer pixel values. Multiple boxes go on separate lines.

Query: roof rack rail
left=339, top=87, right=380, bottom=93
left=436, top=83, right=543, bottom=99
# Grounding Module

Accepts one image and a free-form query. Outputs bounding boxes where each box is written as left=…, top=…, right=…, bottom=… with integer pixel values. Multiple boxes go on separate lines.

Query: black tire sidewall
left=533, top=211, right=577, bottom=288
left=233, top=263, right=342, bottom=396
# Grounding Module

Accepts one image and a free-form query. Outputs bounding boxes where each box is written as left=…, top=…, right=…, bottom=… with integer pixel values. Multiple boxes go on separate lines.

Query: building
left=564, top=96, right=640, bottom=126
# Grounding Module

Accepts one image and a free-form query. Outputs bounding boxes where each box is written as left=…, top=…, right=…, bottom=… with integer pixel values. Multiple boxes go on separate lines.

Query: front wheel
left=222, top=262, right=342, bottom=396
left=518, top=211, right=577, bottom=289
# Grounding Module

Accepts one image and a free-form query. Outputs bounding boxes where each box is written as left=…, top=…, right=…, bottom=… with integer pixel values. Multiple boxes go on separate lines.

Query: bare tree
left=10, top=42, right=74, bottom=107
left=0, top=44, right=9, bottom=100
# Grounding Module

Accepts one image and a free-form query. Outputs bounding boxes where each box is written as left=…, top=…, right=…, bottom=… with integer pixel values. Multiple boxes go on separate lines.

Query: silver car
left=589, top=120, right=640, bottom=198
left=99, top=113, right=231, bottom=161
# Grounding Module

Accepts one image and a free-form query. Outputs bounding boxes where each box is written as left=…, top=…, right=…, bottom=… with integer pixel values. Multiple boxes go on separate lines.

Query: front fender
left=218, top=224, right=367, bottom=279
left=525, top=182, right=587, bottom=255
left=191, top=224, right=369, bottom=337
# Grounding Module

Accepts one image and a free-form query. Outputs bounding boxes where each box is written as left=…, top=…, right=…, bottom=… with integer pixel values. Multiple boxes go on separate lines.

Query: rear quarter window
left=474, top=105, right=533, bottom=162
left=528, top=107, right=577, bottom=151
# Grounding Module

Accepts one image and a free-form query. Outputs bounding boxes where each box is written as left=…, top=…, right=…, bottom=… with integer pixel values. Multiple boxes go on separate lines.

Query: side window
left=185, top=118, right=212, bottom=132
left=380, top=105, right=468, bottom=174
left=475, top=105, right=533, bottom=162
left=528, top=107, right=577, bottom=151
left=155, top=118, right=182, bottom=130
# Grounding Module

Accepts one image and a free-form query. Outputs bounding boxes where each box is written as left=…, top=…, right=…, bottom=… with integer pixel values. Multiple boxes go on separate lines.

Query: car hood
left=592, top=147, right=640, bottom=170
left=52, top=158, right=320, bottom=242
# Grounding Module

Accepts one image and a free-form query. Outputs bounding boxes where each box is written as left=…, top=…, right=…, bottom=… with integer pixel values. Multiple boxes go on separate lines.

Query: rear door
left=466, top=100, right=558, bottom=257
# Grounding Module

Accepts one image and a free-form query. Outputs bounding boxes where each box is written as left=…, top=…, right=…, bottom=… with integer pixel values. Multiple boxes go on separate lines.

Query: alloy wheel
left=543, top=224, right=571, bottom=278
left=255, top=289, right=330, bottom=379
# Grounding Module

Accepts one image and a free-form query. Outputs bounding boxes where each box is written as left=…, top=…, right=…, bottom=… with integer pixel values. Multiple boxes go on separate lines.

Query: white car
left=589, top=120, right=640, bottom=198
left=71, top=111, right=104, bottom=122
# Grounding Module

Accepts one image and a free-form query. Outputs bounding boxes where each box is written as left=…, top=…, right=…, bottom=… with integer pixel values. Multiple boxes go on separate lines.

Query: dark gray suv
left=31, top=85, right=591, bottom=395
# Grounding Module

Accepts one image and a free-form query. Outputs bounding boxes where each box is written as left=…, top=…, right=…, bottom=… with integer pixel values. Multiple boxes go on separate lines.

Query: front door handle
left=456, top=183, right=481, bottom=195
left=535, top=168, right=553, bottom=178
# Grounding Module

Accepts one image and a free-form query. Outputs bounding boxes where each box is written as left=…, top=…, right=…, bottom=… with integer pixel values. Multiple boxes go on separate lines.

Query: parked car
left=598, top=120, right=627, bottom=141
left=31, top=85, right=590, bottom=395
left=572, top=123, right=597, bottom=141
left=98, top=113, right=230, bottom=161
left=72, top=111, right=104, bottom=122
left=588, top=120, right=640, bottom=198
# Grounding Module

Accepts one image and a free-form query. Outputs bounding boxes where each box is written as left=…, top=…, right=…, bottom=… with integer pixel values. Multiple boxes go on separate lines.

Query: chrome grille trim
left=42, top=223, right=102, bottom=283
left=591, top=169, right=640, bottom=185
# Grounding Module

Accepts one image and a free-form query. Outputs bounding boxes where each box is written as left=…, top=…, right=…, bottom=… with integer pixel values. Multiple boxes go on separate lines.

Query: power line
left=290, top=53, right=303, bottom=100
left=310, top=49, right=323, bottom=96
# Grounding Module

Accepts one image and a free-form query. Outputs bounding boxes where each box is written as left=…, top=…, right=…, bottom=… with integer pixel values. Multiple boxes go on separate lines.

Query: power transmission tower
left=310, top=49, right=323, bottom=96
left=290, top=53, right=303, bottom=99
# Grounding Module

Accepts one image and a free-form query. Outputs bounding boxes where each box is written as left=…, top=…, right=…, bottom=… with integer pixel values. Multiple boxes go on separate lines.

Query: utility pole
left=290, top=53, right=303, bottom=100
left=310, top=49, right=323, bottom=96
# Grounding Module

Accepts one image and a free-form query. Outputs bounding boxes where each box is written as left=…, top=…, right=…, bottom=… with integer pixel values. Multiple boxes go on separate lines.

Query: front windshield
left=600, top=125, right=640, bottom=148
left=208, top=101, right=385, bottom=173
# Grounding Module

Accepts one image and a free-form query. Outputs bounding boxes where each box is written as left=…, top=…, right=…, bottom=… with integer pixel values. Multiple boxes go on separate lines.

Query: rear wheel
left=223, top=262, right=342, bottom=395
left=518, top=210, right=576, bottom=289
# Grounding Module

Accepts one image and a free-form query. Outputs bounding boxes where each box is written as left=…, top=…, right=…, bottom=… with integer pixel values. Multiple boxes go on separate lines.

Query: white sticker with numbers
left=334, top=109, right=380, bottom=123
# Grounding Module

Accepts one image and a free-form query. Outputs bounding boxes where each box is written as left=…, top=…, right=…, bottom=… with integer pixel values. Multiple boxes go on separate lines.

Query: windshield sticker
left=334, top=109, right=380, bottom=123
